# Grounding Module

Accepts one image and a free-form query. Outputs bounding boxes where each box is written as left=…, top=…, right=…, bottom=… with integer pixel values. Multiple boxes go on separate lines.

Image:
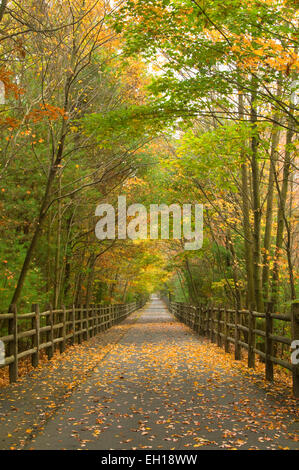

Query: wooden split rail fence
left=0, top=301, right=145, bottom=384
left=167, top=300, right=299, bottom=397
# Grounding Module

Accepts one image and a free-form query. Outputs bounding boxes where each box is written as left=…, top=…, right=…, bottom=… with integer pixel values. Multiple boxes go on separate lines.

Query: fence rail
left=167, top=300, right=299, bottom=398
left=0, top=300, right=145, bottom=384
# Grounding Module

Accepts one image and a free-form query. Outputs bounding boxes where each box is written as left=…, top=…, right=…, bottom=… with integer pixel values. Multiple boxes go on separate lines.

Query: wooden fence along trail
left=0, top=301, right=145, bottom=384
left=167, top=300, right=299, bottom=398
left=1, top=297, right=298, bottom=398
left=3, top=298, right=296, bottom=451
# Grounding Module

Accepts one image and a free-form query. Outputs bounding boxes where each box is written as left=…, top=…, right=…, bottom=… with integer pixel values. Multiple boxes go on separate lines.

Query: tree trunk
left=271, top=114, right=295, bottom=308
left=226, top=233, right=241, bottom=309
left=185, top=258, right=198, bottom=304
left=262, top=84, right=281, bottom=302
left=0, top=0, right=7, bottom=22
left=10, top=123, right=68, bottom=306
left=262, top=129, right=280, bottom=301
left=285, top=171, right=296, bottom=300
left=250, top=82, right=263, bottom=312
left=53, top=170, right=62, bottom=308
left=85, top=253, right=96, bottom=306
left=122, top=280, right=129, bottom=303
left=10, top=165, right=57, bottom=306
left=238, top=92, right=255, bottom=309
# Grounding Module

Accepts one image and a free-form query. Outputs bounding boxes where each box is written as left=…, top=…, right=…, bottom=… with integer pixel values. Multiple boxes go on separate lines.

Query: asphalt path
left=22, top=298, right=298, bottom=450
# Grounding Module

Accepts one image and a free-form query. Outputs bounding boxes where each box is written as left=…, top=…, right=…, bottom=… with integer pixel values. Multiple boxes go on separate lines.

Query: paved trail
left=1, top=299, right=298, bottom=450
left=26, top=298, right=298, bottom=450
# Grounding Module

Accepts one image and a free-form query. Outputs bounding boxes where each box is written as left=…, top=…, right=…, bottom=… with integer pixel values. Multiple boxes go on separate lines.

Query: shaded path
left=22, top=298, right=297, bottom=450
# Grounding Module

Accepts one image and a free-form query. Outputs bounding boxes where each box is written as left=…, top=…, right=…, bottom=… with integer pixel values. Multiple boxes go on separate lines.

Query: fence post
left=197, top=305, right=201, bottom=330
left=85, top=304, right=90, bottom=340
left=207, top=307, right=210, bottom=336
left=291, top=302, right=299, bottom=398
left=234, top=306, right=241, bottom=360
left=265, top=302, right=274, bottom=382
left=97, top=305, right=101, bottom=334
left=104, top=306, right=108, bottom=330
left=217, top=308, right=221, bottom=347
left=86, top=305, right=91, bottom=337
left=8, top=304, right=18, bottom=383
left=102, top=305, right=105, bottom=330
left=195, top=306, right=200, bottom=333
left=81, top=304, right=85, bottom=341
left=96, top=306, right=100, bottom=332
left=112, top=305, right=115, bottom=325
left=248, top=309, right=255, bottom=368
left=91, top=305, right=95, bottom=336
left=84, top=305, right=89, bottom=340
left=102, top=306, right=106, bottom=331
left=210, top=308, right=214, bottom=342
left=46, top=303, right=54, bottom=359
left=72, top=305, right=76, bottom=344
left=94, top=305, right=98, bottom=334
left=204, top=306, right=207, bottom=333
left=78, top=305, right=83, bottom=344
left=207, top=307, right=211, bottom=339
left=103, top=306, right=107, bottom=330
left=90, top=305, right=93, bottom=336
left=60, top=306, right=66, bottom=353
left=32, top=303, right=40, bottom=367
left=91, top=305, right=94, bottom=336
left=97, top=305, right=100, bottom=332
left=224, top=308, right=229, bottom=353
left=95, top=304, right=98, bottom=333
left=98, top=306, right=102, bottom=331
left=109, top=305, right=112, bottom=327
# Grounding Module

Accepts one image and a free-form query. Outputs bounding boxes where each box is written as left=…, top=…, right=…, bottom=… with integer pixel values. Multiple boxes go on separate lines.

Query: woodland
left=0, top=0, right=298, bottom=319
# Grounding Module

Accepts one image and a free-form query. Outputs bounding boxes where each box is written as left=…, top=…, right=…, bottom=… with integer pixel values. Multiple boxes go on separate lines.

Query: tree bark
left=53, top=170, right=62, bottom=308
left=0, top=0, right=7, bottom=22
left=85, top=253, right=96, bottom=306
left=10, top=166, right=57, bottom=306
left=262, top=82, right=282, bottom=303
left=238, top=92, right=255, bottom=309
left=271, top=113, right=295, bottom=308
left=10, top=129, right=68, bottom=306
left=250, top=81, right=263, bottom=312
left=185, top=258, right=198, bottom=304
